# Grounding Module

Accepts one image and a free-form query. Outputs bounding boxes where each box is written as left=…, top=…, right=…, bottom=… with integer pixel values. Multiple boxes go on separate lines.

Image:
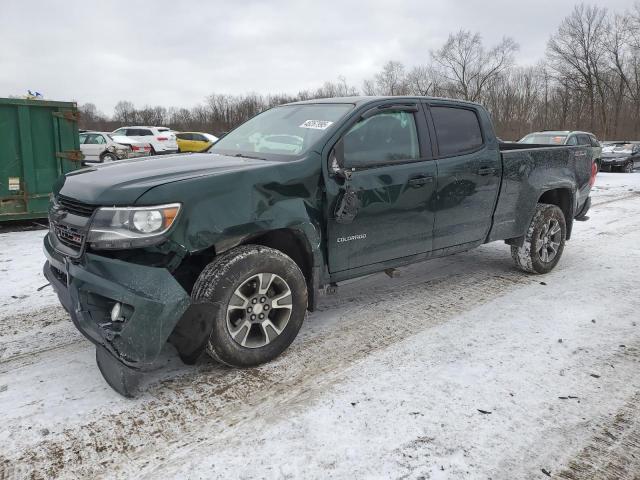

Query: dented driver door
left=326, top=104, right=437, bottom=273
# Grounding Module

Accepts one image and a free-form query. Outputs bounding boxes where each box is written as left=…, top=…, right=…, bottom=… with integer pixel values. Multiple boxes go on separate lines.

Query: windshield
left=519, top=134, right=568, bottom=145
left=209, top=104, right=354, bottom=159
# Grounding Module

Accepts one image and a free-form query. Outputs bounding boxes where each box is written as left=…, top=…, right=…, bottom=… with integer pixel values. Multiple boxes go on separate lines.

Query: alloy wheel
left=537, top=218, right=562, bottom=263
left=226, top=273, right=293, bottom=348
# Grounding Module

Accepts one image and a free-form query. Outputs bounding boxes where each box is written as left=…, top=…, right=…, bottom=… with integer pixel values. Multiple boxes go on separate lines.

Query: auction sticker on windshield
left=299, top=120, right=333, bottom=130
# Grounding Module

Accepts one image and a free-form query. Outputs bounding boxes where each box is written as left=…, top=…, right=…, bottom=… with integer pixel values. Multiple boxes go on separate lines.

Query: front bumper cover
left=601, top=156, right=630, bottom=166
left=43, top=233, right=192, bottom=396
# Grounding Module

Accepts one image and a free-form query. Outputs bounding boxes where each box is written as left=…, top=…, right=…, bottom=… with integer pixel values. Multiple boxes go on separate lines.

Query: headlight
left=87, top=203, right=181, bottom=249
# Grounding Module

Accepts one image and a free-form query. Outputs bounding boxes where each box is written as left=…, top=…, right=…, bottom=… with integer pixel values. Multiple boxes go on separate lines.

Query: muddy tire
left=624, top=160, right=634, bottom=173
left=191, top=245, right=307, bottom=367
left=511, top=203, right=566, bottom=274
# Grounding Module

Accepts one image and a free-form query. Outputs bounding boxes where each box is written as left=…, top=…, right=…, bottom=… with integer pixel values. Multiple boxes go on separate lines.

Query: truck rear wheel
left=191, top=245, right=307, bottom=367
left=511, top=203, right=566, bottom=274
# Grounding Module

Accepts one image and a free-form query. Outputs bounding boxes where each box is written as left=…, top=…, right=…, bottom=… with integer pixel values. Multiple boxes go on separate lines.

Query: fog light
left=111, top=302, right=124, bottom=322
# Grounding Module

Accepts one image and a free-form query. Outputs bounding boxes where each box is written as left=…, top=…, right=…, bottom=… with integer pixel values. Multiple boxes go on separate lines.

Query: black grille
left=53, top=222, right=85, bottom=248
left=57, top=196, right=97, bottom=217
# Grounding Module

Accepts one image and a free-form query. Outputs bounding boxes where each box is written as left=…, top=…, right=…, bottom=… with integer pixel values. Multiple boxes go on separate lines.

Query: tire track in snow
left=556, top=346, right=640, bottom=480
left=0, top=269, right=536, bottom=479
left=0, top=306, right=82, bottom=368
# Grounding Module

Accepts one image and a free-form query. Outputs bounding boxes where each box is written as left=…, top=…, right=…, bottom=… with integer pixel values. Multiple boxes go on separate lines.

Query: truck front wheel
left=511, top=203, right=566, bottom=274
left=192, top=245, right=307, bottom=367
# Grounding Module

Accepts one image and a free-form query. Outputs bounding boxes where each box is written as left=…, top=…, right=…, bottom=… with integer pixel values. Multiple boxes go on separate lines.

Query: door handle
left=477, top=167, right=496, bottom=176
left=408, top=175, right=434, bottom=187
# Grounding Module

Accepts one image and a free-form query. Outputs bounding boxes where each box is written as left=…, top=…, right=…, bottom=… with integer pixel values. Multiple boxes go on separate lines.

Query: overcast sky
left=1, top=0, right=637, bottom=114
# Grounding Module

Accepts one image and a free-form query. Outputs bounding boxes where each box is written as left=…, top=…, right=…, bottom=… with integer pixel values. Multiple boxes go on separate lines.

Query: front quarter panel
left=136, top=154, right=325, bottom=264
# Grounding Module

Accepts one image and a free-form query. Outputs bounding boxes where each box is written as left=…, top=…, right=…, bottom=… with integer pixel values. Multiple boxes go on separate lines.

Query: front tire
left=624, top=160, right=634, bottom=173
left=511, top=203, right=566, bottom=274
left=192, top=245, right=307, bottom=367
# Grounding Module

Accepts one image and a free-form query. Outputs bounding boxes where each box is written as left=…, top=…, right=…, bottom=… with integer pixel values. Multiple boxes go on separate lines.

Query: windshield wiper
left=232, top=153, right=267, bottom=161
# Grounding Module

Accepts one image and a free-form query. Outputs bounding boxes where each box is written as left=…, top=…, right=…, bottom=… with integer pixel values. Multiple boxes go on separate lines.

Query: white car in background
left=111, top=126, right=179, bottom=155
left=79, top=131, right=152, bottom=163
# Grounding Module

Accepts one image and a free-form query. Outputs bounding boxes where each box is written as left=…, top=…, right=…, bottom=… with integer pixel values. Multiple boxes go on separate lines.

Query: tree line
left=79, top=2, right=640, bottom=141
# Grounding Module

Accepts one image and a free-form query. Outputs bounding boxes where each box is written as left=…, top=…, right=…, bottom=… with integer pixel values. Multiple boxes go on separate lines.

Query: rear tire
left=624, top=160, right=634, bottom=173
left=511, top=203, right=566, bottom=274
left=192, top=245, right=307, bottom=367
left=101, top=153, right=117, bottom=162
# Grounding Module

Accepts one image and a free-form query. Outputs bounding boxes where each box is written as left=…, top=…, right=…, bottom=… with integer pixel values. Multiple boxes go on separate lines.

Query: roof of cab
left=528, top=130, right=596, bottom=136
left=285, top=95, right=483, bottom=108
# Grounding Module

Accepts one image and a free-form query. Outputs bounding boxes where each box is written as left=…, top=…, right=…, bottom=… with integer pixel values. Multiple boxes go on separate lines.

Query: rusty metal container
left=0, top=98, right=82, bottom=220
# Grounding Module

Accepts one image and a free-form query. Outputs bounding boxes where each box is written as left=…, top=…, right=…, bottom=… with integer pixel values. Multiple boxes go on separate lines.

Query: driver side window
left=343, top=111, right=419, bottom=167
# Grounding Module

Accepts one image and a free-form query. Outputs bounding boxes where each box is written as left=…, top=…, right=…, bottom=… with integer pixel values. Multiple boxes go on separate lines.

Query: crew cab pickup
left=43, top=96, right=597, bottom=396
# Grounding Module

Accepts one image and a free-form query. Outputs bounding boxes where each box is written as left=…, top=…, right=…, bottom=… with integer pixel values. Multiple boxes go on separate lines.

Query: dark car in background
left=600, top=142, right=640, bottom=173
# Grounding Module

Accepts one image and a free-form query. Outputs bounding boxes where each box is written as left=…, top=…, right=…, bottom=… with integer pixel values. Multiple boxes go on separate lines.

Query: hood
left=602, top=150, right=632, bottom=158
left=56, top=153, right=279, bottom=205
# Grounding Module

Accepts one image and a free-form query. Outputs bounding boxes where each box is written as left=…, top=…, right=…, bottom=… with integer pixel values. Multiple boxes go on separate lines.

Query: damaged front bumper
left=601, top=156, right=630, bottom=167
left=43, top=233, right=192, bottom=396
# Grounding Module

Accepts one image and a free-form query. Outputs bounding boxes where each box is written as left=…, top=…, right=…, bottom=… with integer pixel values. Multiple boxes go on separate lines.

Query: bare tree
left=548, top=4, right=609, bottom=133
left=406, top=65, right=442, bottom=96
left=113, top=101, right=137, bottom=124
left=374, top=61, right=409, bottom=95
left=431, top=30, right=518, bottom=102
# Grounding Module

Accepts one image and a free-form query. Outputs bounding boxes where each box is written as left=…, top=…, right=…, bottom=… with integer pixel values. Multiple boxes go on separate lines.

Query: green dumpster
left=0, top=97, right=83, bottom=221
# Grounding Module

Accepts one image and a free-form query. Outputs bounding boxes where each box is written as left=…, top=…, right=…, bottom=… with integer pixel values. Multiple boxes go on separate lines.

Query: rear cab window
left=430, top=106, right=483, bottom=156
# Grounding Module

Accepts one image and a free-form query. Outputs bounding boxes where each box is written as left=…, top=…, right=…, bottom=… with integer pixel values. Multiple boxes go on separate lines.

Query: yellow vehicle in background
left=176, top=132, right=219, bottom=152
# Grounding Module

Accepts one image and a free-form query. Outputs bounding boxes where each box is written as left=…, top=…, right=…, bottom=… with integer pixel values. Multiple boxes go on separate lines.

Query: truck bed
left=487, top=143, right=593, bottom=243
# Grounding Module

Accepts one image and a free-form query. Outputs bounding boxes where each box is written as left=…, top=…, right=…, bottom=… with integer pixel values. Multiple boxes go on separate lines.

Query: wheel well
left=241, top=229, right=313, bottom=288
left=172, top=228, right=315, bottom=301
left=538, top=188, right=573, bottom=239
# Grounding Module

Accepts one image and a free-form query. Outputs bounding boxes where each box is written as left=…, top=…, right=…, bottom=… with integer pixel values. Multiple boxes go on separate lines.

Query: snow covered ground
left=0, top=172, right=639, bottom=479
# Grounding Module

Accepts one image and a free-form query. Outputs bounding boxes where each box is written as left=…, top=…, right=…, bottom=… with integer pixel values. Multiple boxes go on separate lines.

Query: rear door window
left=85, top=134, right=101, bottom=144
left=430, top=106, right=483, bottom=156
left=566, top=136, right=578, bottom=146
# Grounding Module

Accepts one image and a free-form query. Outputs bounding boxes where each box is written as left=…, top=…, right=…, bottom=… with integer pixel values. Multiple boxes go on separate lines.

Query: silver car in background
left=79, top=132, right=152, bottom=164
left=519, top=130, right=603, bottom=169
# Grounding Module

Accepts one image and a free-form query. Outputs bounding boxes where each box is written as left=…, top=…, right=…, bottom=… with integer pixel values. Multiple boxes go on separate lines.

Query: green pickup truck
left=43, top=96, right=597, bottom=396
